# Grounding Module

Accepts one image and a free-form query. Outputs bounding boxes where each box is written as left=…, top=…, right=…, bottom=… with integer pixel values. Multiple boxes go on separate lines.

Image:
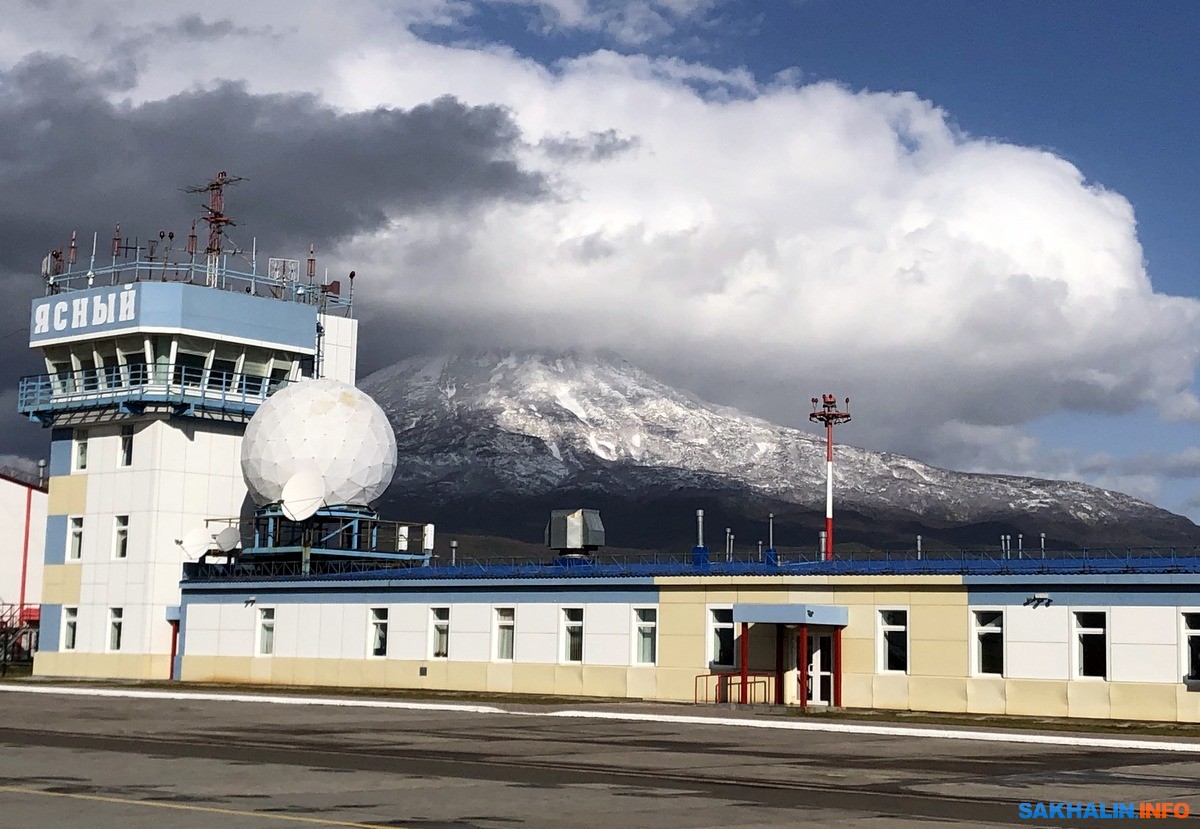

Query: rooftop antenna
left=809, top=393, right=851, bottom=562
left=184, top=170, right=243, bottom=288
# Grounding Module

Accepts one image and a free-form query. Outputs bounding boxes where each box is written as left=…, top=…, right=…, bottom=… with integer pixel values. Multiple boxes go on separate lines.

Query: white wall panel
left=1110, top=606, right=1177, bottom=646
left=185, top=627, right=218, bottom=656
left=317, top=605, right=345, bottom=658
left=391, top=604, right=425, bottom=633
left=517, top=604, right=558, bottom=636
left=586, top=632, right=629, bottom=666
left=1111, top=643, right=1179, bottom=684
left=1007, top=641, right=1069, bottom=680
left=1006, top=605, right=1068, bottom=644
left=452, top=630, right=490, bottom=662
left=585, top=603, right=630, bottom=636
left=453, top=603, right=491, bottom=634
left=273, top=604, right=299, bottom=659
left=340, top=605, right=367, bottom=658
left=521, top=632, right=558, bottom=664
left=294, top=606, right=321, bottom=658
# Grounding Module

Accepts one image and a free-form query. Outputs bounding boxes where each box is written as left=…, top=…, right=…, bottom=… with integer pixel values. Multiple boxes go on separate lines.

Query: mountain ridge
left=360, top=350, right=1200, bottom=550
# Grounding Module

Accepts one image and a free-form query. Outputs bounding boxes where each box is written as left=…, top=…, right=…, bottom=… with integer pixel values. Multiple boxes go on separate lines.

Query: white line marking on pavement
left=5, top=684, right=1200, bottom=754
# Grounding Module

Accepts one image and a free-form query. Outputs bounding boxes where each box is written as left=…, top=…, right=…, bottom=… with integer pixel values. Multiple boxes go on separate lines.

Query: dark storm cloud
left=0, top=54, right=546, bottom=274
left=538, top=129, right=639, bottom=162
left=153, top=14, right=279, bottom=42
left=0, top=54, right=548, bottom=458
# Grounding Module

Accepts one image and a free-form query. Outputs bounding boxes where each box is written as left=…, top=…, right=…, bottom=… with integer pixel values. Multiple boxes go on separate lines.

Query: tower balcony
left=18, top=364, right=286, bottom=425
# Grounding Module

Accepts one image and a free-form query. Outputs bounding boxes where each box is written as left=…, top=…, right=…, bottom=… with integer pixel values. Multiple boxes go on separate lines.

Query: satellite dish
left=179, top=527, right=212, bottom=558
left=215, top=526, right=241, bottom=553
left=281, top=470, right=325, bottom=522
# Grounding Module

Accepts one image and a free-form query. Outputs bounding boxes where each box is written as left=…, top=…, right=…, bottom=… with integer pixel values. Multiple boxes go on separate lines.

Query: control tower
left=20, top=173, right=358, bottom=679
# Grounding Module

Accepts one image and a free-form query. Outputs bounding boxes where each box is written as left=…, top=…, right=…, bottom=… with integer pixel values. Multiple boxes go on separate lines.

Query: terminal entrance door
left=806, top=633, right=833, bottom=706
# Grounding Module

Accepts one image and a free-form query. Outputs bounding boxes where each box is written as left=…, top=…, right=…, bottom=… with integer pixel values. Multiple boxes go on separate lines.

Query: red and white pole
left=810, top=394, right=851, bottom=562
left=825, top=419, right=834, bottom=561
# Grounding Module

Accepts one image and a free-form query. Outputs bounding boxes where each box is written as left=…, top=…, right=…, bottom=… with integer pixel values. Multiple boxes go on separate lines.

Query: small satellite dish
left=179, top=527, right=213, bottom=558
left=214, top=526, right=241, bottom=553
left=281, top=470, right=325, bottom=522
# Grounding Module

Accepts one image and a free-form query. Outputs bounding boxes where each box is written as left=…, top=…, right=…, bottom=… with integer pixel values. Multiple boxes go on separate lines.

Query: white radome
left=241, top=377, right=398, bottom=508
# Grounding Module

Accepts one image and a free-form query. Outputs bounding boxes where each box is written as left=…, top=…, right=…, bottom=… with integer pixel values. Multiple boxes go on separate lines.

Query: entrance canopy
left=732, top=603, right=848, bottom=627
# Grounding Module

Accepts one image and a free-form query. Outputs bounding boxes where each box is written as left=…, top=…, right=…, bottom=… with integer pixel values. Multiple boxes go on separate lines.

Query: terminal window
left=112, top=516, right=129, bottom=559
left=1074, top=611, right=1107, bottom=679
left=563, top=608, right=584, bottom=663
left=73, top=429, right=88, bottom=471
left=119, top=425, right=134, bottom=467
left=258, top=608, right=275, bottom=656
left=635, top=608, right=657, bottom=665
left=62, top=607, right=78, bottom=651
left=431, top=607, right=450, bottom=658
left=68, top=517, right=83, bottom=560
left=879, top=609, right=909, bottom=673
left=370, top=608, right=388, bottom=658
left=710, top=608, right=734, bottom=668
left=1185, top=613, right=1200, bottom=680
left=973, top=610, right=1004, bottom=676
left=108, top=608, right=123, bottom=652
left=495, top=607, right=515, bottom=661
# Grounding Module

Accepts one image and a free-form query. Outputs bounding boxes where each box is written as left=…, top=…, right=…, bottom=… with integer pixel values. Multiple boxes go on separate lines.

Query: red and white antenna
left=185, top=170, right=243, bottom=286
left=809, top=393, right=851, bottom=561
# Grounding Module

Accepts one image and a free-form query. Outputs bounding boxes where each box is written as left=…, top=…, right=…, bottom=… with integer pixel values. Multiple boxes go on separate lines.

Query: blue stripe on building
left=43, top=515, right=67, bottom=565
left=38, top=603, right=61, bottom=653
left=48, top=430, right=72, bottom=476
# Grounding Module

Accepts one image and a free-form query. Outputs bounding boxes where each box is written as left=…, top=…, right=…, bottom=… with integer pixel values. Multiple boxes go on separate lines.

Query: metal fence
left=182, top=546, right=1200, bottom=584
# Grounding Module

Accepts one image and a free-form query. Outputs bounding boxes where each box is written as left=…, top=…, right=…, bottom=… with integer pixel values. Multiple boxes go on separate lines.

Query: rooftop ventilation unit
left=545, top=509, right=605, bottom=558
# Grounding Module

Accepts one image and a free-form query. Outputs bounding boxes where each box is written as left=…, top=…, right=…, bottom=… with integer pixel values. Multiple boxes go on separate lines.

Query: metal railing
left=694, top=672, right=776, bottom=705
left=43, top=257, right=352, bottom=314
left=18, top=364, right=285, bottom=416
left=181, top=546, right=1200, bottom=584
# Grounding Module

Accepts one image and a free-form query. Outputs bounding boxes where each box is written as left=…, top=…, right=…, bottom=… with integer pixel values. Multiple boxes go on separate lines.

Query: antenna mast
left=809, top=394, right=851, bottom=561
left=185, top=170, right=243, bottom=287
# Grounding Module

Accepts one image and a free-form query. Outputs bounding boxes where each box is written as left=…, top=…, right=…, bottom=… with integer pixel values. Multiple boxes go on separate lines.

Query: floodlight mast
left=809, top=393, right=851, bottom=561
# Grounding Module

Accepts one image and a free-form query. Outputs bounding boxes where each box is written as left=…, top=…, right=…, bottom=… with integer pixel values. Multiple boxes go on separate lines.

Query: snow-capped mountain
left=360, top=350, right=1200, bottom=550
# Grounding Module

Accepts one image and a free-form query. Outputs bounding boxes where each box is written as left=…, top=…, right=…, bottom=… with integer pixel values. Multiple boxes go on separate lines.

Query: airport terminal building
left=21, top=199, right=1200, bottom=723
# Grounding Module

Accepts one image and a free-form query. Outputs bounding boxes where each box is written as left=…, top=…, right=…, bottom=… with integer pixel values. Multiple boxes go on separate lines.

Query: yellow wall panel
left=840, top=636, right=874, bottom=674
left=47, top=474, right=87, bottom=515
left=910, top=606, right=968, bottom=643
left=1067, top=680, right=1111, bottom=719
left=840, top=604, right=876, bottom=640
left=581, top=665, right=629, bottom=697
left=446, top=661, right=489, bottom=692
left=831, top=589, right=877, bottom=605
left=908, top=676, right=968, bottom=713
left=910, top=639, right=968, bottom=678
left=1006, top=679, right=1068, bottom=717
left=359, top=659, right=388, bottom=688
left=626, top=667, right=656, bottom=700
left=908, top=588, right=967, bottom=606
left=872, top=590, right=912, bottom=607
left=511, top=663, right=556, bottom=695
left=872, top=673, right=909, bottom=709
left=553, top=665, right=585, bottom=696
left=657, top=667, right=702, bottom=702
left=966, top=676, right=1007, bottom=714
left=734, top=588, right=791, bottom=603
left=657, top=601, right=706, bottom=634
left=40, top=564, right=81, bottom=604
left=1175, top=686, right=1200, bottom=724
left=1109, top=682, right=1177, bottom=722
left=487, top=661, right=514, bottom=693
left=248, top=656, right=274, bottom=684
left=336, top=659, right=367, bottom=687
left=840, top=673, right=874, bottom=709
left=657, top=633, right=706, bottom=669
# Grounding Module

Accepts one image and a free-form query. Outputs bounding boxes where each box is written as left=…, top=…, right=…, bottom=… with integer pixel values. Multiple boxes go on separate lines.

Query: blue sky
left=3, top=0, right=1200, bottom=520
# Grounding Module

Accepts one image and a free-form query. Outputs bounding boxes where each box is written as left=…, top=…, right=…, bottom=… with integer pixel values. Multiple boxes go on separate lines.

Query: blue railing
left=180, top=546, right=1200, bottom=584
left=18, top=364, right=285, bottom=418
